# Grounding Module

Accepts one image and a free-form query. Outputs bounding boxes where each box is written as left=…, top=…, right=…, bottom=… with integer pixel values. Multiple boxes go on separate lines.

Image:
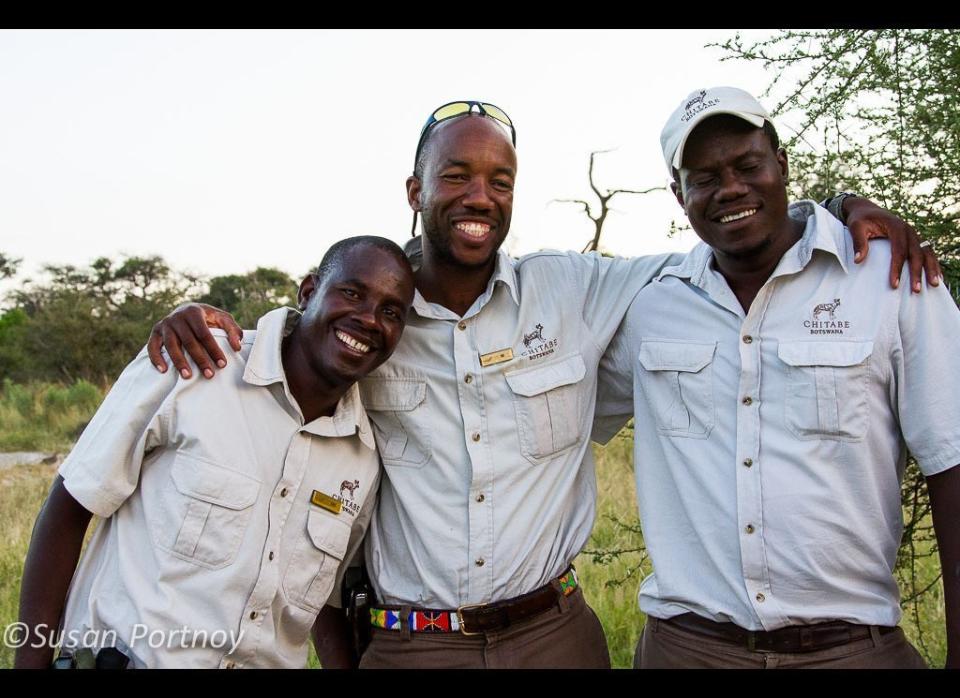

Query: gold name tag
left=310, top=490, right=342, bottom=515
left=479, top=348, right=514, bottom=367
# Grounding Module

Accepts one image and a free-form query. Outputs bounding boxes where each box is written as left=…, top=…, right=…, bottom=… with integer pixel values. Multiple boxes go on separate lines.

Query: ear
left=777, top=147, right=789, bottom=183
left=406, top=175, right=422, bottom=212
left=671, top=180, right=686, bottom=211
left=297, top=274, right=319, bottom=310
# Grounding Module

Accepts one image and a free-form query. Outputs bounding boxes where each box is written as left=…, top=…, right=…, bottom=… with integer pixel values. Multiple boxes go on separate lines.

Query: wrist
left=820, top=191, right=861, bottom=224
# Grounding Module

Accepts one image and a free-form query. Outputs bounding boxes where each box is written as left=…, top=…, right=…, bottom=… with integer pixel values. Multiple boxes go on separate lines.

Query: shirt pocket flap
left=504, top=353, right=587, bottom=397
left=777, top=340, right=874, bottom=367
left=358, top=378, right=426, bottom=411
left=170, top=454, right=260, bottom=510
left=638, top=340, right=716, bottom=373
left=306, top=509, right=352, bottom=561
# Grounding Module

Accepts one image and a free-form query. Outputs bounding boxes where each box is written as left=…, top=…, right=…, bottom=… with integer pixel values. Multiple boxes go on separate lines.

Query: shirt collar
left=658, top=200, right=851, bottom=289
left=242, top=307, right=375, bottom=450
left=409, top=243, right=520, bottom=319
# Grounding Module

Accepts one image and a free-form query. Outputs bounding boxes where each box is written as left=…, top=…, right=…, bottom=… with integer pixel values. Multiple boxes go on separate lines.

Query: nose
left=354, top=301, right=380, bottom=332
left=461, top=176, right=495, bottom=211
left=716, top=169, right=749, bottom=201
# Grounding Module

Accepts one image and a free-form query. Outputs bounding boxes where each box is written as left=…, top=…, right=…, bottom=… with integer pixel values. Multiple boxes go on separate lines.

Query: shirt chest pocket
left=637, top=340, right=717, bottom=439
left=359, top=378, right=431, bottom=468
left=504, top=353, right=586, bottom=465
left=778, top=340, right=873, bottom=442
left=283, top=508, right=352, bottom=613
left=150, top=453, right=261, bottom=570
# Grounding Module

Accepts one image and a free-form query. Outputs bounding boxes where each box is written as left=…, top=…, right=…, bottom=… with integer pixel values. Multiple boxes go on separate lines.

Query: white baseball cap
left=660, top=86, right=771, bottom=174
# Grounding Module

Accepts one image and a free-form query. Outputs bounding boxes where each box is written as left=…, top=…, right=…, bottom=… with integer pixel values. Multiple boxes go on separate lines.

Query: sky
left=0, top=29, right=784, bottom=294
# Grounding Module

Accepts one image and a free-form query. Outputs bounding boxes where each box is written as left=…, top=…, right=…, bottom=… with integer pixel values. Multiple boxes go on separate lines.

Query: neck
left=415, top=248, right=498, bottom=317
left=281, top=329, right=350, bottom=423
left=713, top=216, right=805, bottom=313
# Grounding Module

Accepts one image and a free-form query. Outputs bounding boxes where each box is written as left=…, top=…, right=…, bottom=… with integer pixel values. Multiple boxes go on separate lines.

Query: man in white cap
left=595, top=86, right=960, bottom=669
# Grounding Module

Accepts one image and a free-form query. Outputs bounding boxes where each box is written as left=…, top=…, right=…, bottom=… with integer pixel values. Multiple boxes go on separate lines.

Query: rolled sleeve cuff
left=59, top=462, right=126, bottom=518
left=914, top=442, right=960, bottom=478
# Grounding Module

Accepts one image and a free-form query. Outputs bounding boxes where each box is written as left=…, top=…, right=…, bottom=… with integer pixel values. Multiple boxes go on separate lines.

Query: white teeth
left=720, top=209, right=757, bottom=224
left=335, top=330, right=370, bottom=354
left=455, top=222, right=491, bottom=238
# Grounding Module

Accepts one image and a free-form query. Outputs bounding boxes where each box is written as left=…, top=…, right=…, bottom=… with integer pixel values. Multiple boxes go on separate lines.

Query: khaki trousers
left=359, top=587, right=610, bottom=669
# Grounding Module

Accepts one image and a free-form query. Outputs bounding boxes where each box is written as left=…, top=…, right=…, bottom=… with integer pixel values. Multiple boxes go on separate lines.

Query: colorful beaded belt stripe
left=369, top=567, right=579, bottom=633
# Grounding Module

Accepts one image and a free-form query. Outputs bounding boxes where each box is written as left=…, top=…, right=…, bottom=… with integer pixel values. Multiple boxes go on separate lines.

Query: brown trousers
left=359, top=587, right=610, bottom=669
left=634, top=616, right=928, bottom=669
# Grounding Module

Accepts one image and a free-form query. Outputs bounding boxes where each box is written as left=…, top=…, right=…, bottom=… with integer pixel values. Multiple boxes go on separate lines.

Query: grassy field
left=0, top=379, right=103, bottom=452
left=0, top=381, right=948, bottom=668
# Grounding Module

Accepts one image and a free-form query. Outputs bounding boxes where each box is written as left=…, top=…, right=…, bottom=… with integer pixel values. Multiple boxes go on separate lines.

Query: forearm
left=927, top=464, right=960, bottom=669
left=14, top=477, right=92, bottom=669
left=312, top=604, right=359, bottom=669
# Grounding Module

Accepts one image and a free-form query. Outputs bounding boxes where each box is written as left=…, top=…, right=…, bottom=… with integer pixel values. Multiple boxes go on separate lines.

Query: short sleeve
left=59, top=346, right=179, bottom=517
left=894, top=282, right=960, bottom=476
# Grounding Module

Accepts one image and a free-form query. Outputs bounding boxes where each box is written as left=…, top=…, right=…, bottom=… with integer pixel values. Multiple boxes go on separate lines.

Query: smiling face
left=674, top=115, right=794, bottom=264
left=407, top=114, right=517, bottom=271
left=295, top=244, right=414, bottom=387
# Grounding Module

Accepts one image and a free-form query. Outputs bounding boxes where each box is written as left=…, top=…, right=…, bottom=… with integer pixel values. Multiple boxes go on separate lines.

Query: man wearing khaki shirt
left=148, top=102, right=937, bottom=668
left=595, top=87, right=960, bottom=668
left=15, top=237, right=414, bottom=668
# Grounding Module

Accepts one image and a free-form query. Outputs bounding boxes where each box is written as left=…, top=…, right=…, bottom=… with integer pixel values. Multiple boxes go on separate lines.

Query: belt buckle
left=456, top=603, right=485, bottom=636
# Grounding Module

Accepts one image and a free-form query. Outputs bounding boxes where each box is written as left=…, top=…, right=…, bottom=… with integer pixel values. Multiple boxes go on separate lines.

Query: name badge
left=310, top=490, right=342, bottom=515
left=479, top=348, right=514, bottom=367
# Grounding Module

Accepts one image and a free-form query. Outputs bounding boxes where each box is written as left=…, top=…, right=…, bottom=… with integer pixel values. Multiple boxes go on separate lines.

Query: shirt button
left=742, top=396, right=753, bottom=406
left=742, top=335, right=753, bottom=344
left=476, top=493, right=485, bottom=503
left=471, top=432, right=481, bottom=442
left=465, top=373, right=473, bottom=384
left=280, top=488, right=288, bottom=498
left=475, top=558, right=485, bottom=567
left=457, top=321, right=467, bottom=331
left=249, top=611, right=257, bottom=620
left=268, top=551, right=275, bottom=561
left=745, top=524, right=755, bottom=534
left=756, top=593, right=766, bottom=603
left=743, top=458, right=753, bottom=468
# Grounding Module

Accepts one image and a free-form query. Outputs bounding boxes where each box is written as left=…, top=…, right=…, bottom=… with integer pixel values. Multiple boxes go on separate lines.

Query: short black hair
left=671, top=117, right=781, bottom=184
left=315, top=235, right=412, bottom=281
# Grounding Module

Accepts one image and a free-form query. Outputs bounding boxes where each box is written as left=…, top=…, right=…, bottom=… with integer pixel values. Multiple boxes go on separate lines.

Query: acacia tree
left=0, top=252, right=20, bottom=280
left=199, top=267, right=298, bottom=329
left=553, top=150, right=664, bottom=253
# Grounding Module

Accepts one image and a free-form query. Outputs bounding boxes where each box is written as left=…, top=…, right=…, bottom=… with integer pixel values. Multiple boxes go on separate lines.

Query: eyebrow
left=340, top=277, right=370, bottom=290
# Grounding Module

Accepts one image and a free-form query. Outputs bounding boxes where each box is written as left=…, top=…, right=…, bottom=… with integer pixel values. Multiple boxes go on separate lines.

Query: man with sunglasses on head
left=147, top=101, right=940, bottom=669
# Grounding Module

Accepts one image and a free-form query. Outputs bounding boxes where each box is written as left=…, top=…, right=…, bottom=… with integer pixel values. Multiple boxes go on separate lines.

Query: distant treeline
left=0, top=254, right=300, bottom=385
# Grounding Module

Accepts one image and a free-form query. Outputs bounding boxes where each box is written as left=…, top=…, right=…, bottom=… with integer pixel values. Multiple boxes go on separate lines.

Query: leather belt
left=663, top=613, right=898, bottom=653
left=371, top=566, right=579, bottom=635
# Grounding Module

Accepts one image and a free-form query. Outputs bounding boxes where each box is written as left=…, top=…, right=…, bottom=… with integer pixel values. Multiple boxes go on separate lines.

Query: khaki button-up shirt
left=59, top=308, right=380, bottom=668
left=595, top=203, right=960, bottom=629
left=361, top=248, right=678, bottom=608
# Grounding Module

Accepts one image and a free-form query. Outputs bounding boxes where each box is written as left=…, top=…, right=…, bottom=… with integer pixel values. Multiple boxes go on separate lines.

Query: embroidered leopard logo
left=685, top=90, right=707, bottom=111
left=523, top=323, right=545, bottom=348
left=812, top=298, right=841, bottom=320
left=339, top=479, right=360, bottom=499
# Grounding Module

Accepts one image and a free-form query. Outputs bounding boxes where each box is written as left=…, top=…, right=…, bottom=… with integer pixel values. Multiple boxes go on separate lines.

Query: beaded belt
left=370, top=567, right=579, bottom=635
